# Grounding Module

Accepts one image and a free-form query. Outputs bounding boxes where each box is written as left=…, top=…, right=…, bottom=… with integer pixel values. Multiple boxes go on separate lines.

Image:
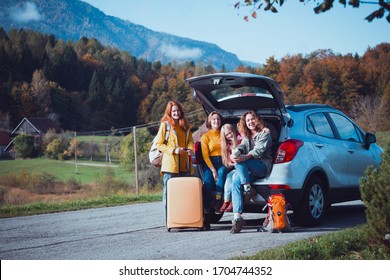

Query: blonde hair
left=220, top=123, right=238, bottom=168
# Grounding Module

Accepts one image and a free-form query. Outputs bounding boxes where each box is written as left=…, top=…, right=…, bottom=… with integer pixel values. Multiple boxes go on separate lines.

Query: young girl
left=219, top=123, right=240, bottom=213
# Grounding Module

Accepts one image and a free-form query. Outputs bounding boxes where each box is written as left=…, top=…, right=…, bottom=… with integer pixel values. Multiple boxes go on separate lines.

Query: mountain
left=0, top=0, right=247, bottom=70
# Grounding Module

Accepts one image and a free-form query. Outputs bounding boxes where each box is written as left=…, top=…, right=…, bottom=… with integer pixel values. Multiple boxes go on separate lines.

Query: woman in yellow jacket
left=155, top=101, right=194, bottom=212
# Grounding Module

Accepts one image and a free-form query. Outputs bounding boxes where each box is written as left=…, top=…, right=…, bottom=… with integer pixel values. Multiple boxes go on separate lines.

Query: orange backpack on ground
left=261, top=193, right=292, bottom=233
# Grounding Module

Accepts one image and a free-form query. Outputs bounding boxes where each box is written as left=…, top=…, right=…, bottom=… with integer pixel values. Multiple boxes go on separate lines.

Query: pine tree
left=88, top=71, right=101, bottom=109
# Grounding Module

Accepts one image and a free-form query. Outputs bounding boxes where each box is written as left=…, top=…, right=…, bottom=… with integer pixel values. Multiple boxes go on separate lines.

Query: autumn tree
left=276, top=54, right=308, bottom=104
left=258, top=56, right=280, bottom=80
left=350, top=95, right=390, bottom=132
left=31, top=70, right=52, bottom=116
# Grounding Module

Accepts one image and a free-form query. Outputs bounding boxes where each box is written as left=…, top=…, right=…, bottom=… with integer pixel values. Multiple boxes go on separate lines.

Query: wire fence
left=68, top=108, right=205, bottom=193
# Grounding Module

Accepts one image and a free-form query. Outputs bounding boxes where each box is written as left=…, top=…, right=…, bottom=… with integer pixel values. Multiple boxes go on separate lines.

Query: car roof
left=287, top=104, right=334, bottom=112
left=186, top=72, right=286, bottom=114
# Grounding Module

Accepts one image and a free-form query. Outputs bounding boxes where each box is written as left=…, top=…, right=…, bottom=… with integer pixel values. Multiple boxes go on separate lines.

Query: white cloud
left=10, top=2, right=42, bottom=23
left=160, top=43, right=202, bottom=60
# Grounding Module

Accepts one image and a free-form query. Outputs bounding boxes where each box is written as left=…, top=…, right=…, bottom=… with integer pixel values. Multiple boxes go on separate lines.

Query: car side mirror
left=364, top=132, right=376, bottom=150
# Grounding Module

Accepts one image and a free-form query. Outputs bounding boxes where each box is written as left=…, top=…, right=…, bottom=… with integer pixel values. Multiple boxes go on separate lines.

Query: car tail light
left=192, top=141, right=202, bottom=164
left=269, top=184, right=291, bottom=190
left=274, top=139, right=304, bottom=163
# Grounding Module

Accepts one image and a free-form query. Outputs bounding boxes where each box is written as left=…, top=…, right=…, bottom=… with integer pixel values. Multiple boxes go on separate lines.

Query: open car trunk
left=188, top=72, right=286, bottom=156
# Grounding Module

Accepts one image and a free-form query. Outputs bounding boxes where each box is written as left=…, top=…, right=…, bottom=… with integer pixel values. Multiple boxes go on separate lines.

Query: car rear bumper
left=251, top=184, right=303, bottom=210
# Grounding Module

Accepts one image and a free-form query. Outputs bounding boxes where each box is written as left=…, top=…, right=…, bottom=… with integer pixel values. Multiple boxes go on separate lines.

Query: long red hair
left=161, top=100, right=190, bottom=131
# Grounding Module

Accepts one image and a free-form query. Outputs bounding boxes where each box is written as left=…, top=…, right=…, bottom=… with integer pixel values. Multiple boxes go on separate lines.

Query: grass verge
left=0, top=158, right=133, bottom=184
left=233, top=225, right=390, bottom=260
left=0, top=193, right=162, bottom=218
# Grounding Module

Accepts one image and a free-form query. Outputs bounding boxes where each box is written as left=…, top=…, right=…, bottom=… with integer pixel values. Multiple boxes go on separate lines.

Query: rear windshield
left=211, top=86, right=273, bottom=102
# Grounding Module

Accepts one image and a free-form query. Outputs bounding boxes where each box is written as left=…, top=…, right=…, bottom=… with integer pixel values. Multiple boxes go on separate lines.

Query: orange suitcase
left=166, top=177, right=204, bottom=231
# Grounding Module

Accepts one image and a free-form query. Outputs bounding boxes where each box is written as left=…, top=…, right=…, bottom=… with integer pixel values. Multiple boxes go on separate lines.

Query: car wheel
left=295, top=176, right=326, bottom=226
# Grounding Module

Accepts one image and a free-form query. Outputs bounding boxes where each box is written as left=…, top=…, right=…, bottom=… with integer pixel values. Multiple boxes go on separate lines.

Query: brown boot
left=230, top=218, right=246, bottom=234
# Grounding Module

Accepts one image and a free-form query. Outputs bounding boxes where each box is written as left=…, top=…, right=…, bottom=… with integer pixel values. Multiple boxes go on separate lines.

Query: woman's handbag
left=149, top=122, right=170, bottom=167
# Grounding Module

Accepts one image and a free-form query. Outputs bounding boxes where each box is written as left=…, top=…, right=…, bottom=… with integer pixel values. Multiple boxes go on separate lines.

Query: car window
left=307, top=113, right=334, bottom=138
left=329, top=113, right=362, bottom=142
left=210, top=86, right=272, bottom=102
left=307, top=118, right=315, bottom=133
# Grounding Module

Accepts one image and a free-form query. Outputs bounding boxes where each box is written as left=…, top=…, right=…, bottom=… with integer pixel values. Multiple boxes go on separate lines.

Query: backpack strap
left=163, top=122, right=170, bottom=144
left=185, top=127, right=190, bottom=148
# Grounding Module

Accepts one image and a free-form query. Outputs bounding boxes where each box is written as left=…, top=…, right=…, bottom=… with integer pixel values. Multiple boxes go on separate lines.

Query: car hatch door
left=187, top=73, right=286, bottom=119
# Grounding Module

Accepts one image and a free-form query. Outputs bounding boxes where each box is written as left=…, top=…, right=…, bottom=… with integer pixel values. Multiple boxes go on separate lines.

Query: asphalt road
left=0, top=200, right=366, bottom=260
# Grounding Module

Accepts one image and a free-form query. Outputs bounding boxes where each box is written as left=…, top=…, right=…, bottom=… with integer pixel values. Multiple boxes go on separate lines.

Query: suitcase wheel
left=167, top=228, right=171, bottom=232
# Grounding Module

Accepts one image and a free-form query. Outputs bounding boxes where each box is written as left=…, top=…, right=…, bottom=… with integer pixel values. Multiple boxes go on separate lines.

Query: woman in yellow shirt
left=201, top=111, right=228, bottom=225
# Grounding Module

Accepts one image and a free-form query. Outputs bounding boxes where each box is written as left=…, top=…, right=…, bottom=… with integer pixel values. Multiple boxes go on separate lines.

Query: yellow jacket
left=155, top=122, right=194, bottom=175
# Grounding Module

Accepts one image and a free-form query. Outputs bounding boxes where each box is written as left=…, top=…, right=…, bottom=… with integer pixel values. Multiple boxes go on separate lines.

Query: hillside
left=0, top=0, right=245, bottom=70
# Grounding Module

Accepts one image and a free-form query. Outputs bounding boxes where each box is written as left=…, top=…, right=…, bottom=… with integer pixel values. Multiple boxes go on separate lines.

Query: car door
left=306, top=112, right=350, bottom=188
left=328, top=112, right=378, bottom=187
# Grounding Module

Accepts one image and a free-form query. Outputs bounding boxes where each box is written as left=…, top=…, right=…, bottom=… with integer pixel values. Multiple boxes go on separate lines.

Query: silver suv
left=187, top=72, right=383, bottom=226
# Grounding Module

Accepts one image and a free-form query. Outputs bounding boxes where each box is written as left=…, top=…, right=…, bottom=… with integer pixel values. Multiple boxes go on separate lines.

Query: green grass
left=233, top=225, right=390, bottom=260
left=0, top=158, right=134, bottom=184
left=76, top=135, right=123, bottom=144
left=376, top=130, right=390, bottom=147
left=0, top=193, right=161, bottom=218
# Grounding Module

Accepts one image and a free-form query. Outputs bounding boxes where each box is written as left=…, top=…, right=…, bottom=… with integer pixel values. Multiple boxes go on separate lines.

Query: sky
left=80, top=0, right=389, bottom=65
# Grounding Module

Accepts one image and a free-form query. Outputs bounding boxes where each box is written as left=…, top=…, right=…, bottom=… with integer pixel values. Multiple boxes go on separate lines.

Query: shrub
left=360, top=142, right=390, bottom=250
left=13, top=133, right=35, bottom=158
left=0, top=185, right=6, bottom=204
left=120, top=128, right=153, bottom=171
left=43, top=130, right=72, bottom=160
left=32, top=173, right=58, bottom=194
left=137, top=156, right=163, bottom=192
left=95, top=168, right=132, bottom=194
left=45, top=139, right=62, bottom=159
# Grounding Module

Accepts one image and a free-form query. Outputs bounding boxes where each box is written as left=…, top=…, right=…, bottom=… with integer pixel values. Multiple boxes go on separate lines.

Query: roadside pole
left=74, top=131, right=78, bottom=174
left=133, top=126, right=139, bottom=194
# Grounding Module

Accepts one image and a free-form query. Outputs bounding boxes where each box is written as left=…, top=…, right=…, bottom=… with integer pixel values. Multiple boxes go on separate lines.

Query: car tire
left=295, top=176, right=327, bottom=226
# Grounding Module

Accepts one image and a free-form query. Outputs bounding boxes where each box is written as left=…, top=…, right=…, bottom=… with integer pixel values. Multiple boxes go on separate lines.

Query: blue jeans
left=232, top=158, right=266, bottom=213
left=224, top=169, right=237, bottom=201
left=202, top=156, right=228, bottom=210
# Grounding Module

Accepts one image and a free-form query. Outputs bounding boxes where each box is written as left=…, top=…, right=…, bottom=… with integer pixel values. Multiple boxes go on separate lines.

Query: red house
left=0, top=131, right=11, bottom=157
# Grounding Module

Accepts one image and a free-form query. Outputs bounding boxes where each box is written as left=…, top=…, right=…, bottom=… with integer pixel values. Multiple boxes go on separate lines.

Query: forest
left=0, top=27, right=389, bottom=134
